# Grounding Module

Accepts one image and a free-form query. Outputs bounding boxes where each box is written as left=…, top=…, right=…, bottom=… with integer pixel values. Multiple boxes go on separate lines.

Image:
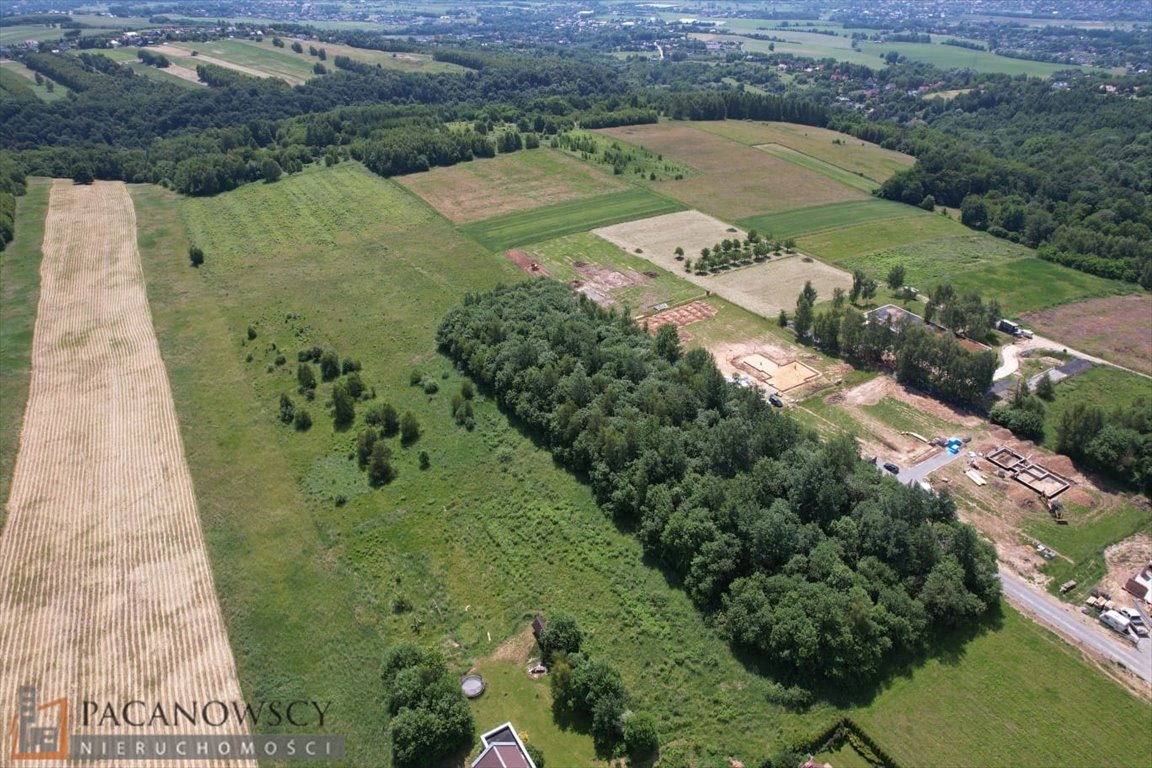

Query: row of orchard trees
left=685, top=230, right=796, bottom=274
left=438, top=280, right=1000, bottom=685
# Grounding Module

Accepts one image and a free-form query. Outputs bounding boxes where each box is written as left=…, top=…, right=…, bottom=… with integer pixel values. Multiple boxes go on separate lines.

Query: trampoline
left=461, top=674, right=485, bottom=699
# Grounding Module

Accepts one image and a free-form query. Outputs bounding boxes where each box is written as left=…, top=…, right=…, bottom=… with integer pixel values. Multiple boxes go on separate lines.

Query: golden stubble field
left=0, top=181, right=249, bottom=767
left=598, top=122, right=870, bottom=218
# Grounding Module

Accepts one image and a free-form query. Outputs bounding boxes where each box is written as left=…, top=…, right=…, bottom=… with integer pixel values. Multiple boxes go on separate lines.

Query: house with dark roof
left=471, top=722, right=536, bottom=768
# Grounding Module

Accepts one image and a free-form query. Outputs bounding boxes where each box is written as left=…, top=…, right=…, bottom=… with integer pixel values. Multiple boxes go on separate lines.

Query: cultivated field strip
left=0, top=181, right=251, bottom=767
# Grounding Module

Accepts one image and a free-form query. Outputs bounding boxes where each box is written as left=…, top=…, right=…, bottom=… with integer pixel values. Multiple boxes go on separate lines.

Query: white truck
left=1100, top=609, right=1132, bottom=635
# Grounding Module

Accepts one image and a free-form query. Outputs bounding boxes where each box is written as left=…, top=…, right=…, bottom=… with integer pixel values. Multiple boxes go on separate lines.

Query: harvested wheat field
left=598, top=123, right=870, bottom=219
left=0, top=181, right=249, bottom=766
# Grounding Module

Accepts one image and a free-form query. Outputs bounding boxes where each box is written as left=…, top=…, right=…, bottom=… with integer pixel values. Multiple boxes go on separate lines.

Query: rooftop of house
left=471, top=722, right=536, bottom=768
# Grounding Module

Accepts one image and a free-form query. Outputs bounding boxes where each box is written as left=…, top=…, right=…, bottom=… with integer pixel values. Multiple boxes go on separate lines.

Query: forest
left=437, top=280, right=1000, bottom=685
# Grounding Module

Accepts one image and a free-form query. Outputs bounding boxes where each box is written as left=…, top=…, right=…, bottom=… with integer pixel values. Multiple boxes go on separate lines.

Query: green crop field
left=525, top=232, right=704, bottom=311
left=857, top=40, right=1085, bottom=75
left=793, top=215, right=972, bottom=261
left=0, top=163, right=1140, bottom=767
left=164, top=40, right=318, bottom=83
left=0, top=179, right=49, bottom=529
left=754, top=144, right=880, bottom=193
left=460, top=189, right=684, bottom=251
left=738, top=199, right=929, bottom=241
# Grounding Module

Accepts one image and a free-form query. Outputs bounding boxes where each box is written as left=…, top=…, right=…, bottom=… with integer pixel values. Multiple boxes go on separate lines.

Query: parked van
left=1100, top=610, right=1132, bottom=634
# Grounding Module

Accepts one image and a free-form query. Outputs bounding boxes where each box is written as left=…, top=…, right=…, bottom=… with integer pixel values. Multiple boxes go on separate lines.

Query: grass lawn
left=527, top=232, right=704, bottom=311
left=856, top=606, right=1150, bottom=767
left=461, top=189, right=684, bottom=252
left=466, top=660, right=600, bottom=765
left=0, top=179, right=49, bottom=531
left=1022, top=502, right=1151, bottom=601
left=738, top=199, right=929, bottom=241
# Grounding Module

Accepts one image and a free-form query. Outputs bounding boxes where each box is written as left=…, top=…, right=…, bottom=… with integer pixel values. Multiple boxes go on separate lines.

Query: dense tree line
left=1056, top=397, right=1152, bottom=495
left=438, top=281, right=999, bottom=684
left=871, top=76, right=1152, bottom=288
left=0, top=155, right=27, bottom=251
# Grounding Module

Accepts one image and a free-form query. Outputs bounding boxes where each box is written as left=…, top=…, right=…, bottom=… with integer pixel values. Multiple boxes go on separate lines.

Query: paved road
left=1013, top=333, right=1152, bottom=381
left=901, top=447, right=964, bottom=487
left=993, top=343, right=1020, bottom=380
left=999, top=569, right=1152, bottom=685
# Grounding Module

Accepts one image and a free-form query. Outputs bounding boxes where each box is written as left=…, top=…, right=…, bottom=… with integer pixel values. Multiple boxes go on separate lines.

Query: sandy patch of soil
left=1023, top=294, right=1152, bottom=376
left=505, top=249, right=550, bottom=277
left=0, top=181, right=250, bottom=765
left=1104, top=532, right=1152, bottom=601
left=642, top=300, right=717, bottom=341
left=488, top=625, right=538, bottom=665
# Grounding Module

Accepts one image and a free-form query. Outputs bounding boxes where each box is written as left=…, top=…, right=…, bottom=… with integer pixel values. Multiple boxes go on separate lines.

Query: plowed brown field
left=0, top=181, right=249, bottom=767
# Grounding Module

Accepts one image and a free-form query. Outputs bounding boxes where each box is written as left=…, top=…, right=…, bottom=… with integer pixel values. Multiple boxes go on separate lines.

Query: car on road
left=768, top=393, right=783, bottom=407
left=882, top=462, right=900, bottom=474
left=1120, top=608, right=1149, bottom=636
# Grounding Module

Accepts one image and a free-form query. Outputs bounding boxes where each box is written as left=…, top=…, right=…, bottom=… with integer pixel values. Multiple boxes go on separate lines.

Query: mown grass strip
left=737, top=199, right=925, bottom=240
left=754, top=144, right=881, bottom=192
left=461, top=188, right=685, bottom=251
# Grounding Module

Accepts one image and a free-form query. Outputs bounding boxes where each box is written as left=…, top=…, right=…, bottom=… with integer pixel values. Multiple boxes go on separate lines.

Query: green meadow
left=810, top=232, right=1136, bottom=316
left=461, top=189, right=684, bottom=252
left=165, top=40, right=319, bottom=82
left=738, top=199, right=928, bottom=241
left=137, top=164, right=833, bottom=764
left=0, top=61, right=65, bottom=101
left=857, top=40, right=1085, bottom=76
